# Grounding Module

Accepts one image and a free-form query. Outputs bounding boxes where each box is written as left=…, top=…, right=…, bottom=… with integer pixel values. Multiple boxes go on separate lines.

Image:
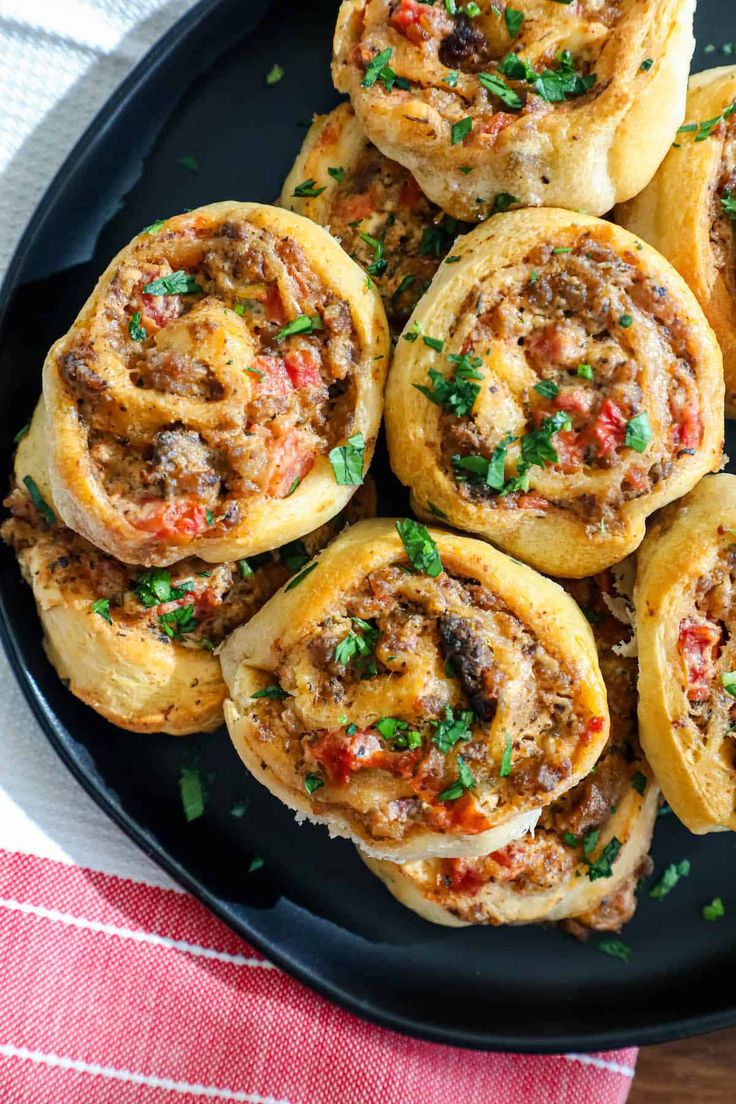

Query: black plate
left=1, top=0, right=735, bottom=1054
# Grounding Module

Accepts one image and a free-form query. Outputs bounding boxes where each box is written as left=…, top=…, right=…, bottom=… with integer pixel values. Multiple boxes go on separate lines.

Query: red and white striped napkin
left=0, top=1, right=636, bottom=1099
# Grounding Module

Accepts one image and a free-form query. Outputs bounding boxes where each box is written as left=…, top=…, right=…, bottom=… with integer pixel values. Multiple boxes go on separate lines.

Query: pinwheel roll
left=220, top=518, right=609, bottom=861
left=42, top=201, right=389, bottom=567
left=2, top=402, right=376, bottom=735
left=362, top=567, right=658, bottom=928
left=386, top=209, right=724, bottom=578
left=332, top=0, right=695, bottom=222
left=635, top=474, right=736, bottom=834
left=281, top=102, right=470, bottom=335
left=617, top=67, right=736, bottom=414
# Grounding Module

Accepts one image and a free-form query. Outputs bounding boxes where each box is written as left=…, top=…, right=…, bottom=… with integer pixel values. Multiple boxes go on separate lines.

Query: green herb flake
left=631, top=771, right=647, bottom=795
left=583, top=828, right=600, bottom=856
left=23, top=475, right=56, bottom=525
left=722, top=190, right=736, bottom=219
left=329, top=431, right=365, bottom=486
left=478, top=72, right=522, bottom=110
left=491, top=192, right=519, bottom=215
left=128, top=311, right=147, bottom=342
left=276, top=314, right=323, bottom=340
left=266, top=63, right=284, bottom=85
left=230, top=800, right=250, bottom=818
left=328, top=166, right=346, bottom=183
left=396, top=518, right=443, bottom=576
left=703, top=897, right=726, bottom=921
left=619, top=313, right=633, bottom=328
left=248, top=855, right=264, bottom=873
left=722, top=671, right=736, bottom=697
left=504, top=7, right=524, bottom=37
left=250, top=683, right=288, bottom=700
left=91, top=598, right=112, bottom=624
left=13, top=422, right=30, bottom=444
left=451, top=117, right=473, bottom=145
left=179, top=764, right=205, bottom=822
left=334, top=617, right=379, bottom=670
left=293, top=178, right=326, bottom=198
left=143, top=271, right=202, bottom=296
left=624, top=412, right=652, bottom=453
left=178, top=155, right=199, bottom=173
left=563, top=832, right=580, bottom=848
left=438, top=755, right=475, bottom=802
left=576, top=363, right=594, bottom=380
left=141, top=219, right=166, bottom=236
left=598, top=938, right=631, bottom=963
left=414, top=352, right=483, bottom=417
left=649, top=859, right=691, bottom=900
left=499, top=731, right=513, bottom=777
left=640, top=58, right=654, bottom=71
left=280, top=540, right=309, bottom=572
left=134, top=568, right=195, bottom=609
left=443, top=70, right=459, bottom=88
left=534, top=379, right=559, bottom=399
left=158, top=604, right=198, bottom=641
left=587, top=837, right=622, bottom=881
left=305, top=773, right=324, bottom=795
left=432, top=704, right=474, bottom=754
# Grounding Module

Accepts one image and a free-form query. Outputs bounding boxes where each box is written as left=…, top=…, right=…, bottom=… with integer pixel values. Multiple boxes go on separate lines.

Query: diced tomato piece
left=133, top=499, right=210, bottom=541
left=625, top=465, right=649, bottom=492
left=429, top=792, right=492, bottom=834
left=515, top=493, right=549, bottom=510
left=398, top=175, right=423, bottom=208
left=139, top=292, right=182, bottom=330
left=265, top=430, right=314, bottom=497
left=526, top=323, right=581, bottom=370
left=555, top=387, right=596, bottom=416
left=438, top=858, right=488, bottom=896
left=475, top=112, right=517, bottom=142
left=307, top=728, right=420, bottom=786
left=673, top=407, right=703, bottom=451
left=262, top=286, right=286, bottom=326
left=389, top=0, right=423, bottom=32
left=252, top=355, right=293, bottom=397
left=588, top=715, right=605, bottom=733
left=335, top=192, right=375, bottom=222
left=590, top=398, right=628, bottom=456
left=678, top=619, right=722, bottom=702
left=552, top=430, right=583, bottom=473
left=284, top=348, right=323, bottom=389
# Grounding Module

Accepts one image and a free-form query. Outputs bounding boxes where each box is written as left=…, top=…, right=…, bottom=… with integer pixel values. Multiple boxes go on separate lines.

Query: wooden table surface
left=629, top=1028, right=736, bottom=1102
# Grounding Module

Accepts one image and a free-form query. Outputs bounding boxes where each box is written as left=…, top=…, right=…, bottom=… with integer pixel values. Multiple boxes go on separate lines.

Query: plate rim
left=1, top=0, right=735, bottom=1054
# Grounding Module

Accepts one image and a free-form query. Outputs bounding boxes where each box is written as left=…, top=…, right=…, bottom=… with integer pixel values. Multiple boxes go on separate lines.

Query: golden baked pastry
left=220, top=518, right=609, bottom=861
left=635, top=474, right=736, bottom=833
left=42, top=201, right=389, bottom=566
left=332, top=0, right=695, bottom=221
left=363, top=568, right=657, bottom=928
left=386, top=208, right=724, bottom=578
left=617, top=67, right=736, bottom=414
left=3, top=401, right=376, bottom=735
left=281, top=101, right=470, bottom=335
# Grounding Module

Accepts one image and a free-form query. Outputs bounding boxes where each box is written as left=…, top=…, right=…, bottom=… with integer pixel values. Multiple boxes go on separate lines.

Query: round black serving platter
left=1, top=0, right=735, bottom=1054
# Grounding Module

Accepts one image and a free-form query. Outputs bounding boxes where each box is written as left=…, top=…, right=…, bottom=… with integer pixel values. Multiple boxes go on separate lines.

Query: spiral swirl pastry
left=635, top=474, right=736, bottom=834
left=363, top=568, right=658, bottom=928
left=42, top=201, right=389, bottom=567
left=617, top=67, right=736, bottom=415
left=220, top=518, right=609, bottom=861
left=386, top=209, right=724, bottom=578
left=332, top=0, right=695, bottom=222
left=2, top=401, right=376, bottom=735
left=281, top=102, right=470, bottom=336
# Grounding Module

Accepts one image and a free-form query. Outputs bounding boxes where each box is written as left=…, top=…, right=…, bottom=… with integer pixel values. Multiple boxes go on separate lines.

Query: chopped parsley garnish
left=534, top=379, right=559, bottom=399
left=91, top=598, right=112, bottom=624
left=237, top=553, right=271, bottom=580
left=143, top=271, right=202, bottom=296
left=402, top=321, right=444, bottom=351
left=276, top=314, right=323, bottom=340
left=563, top=832, right=580, bottom=848
left=361, top=47, right=409, bottom=92
left=293, top=178, right=326, bottom=198
left=248, top=856, right=264, bottom=873
left=141, top=219, right=166, bottom=236
left=499, top=48, right=595, bottom=102
left=577, top=363, right=594, bottom=380
left=334, top=617, right=380, bottom=672
left=499, top=731, right=513, bottom=776
left=451, top=117, right=473, bottom=145
left=392, top=274, right=416, bottom=300
left=128, top=311, right=146, bottom=342
left=504, top=7, right=524, bottom=37
left=158, top=604, right=198, bottom=641
left=521, top=411, right=572, bottom=467
left=598, top=938, right=631, bottom=963
left=13, top=422, right=30, bottom=444
left=478, top=72, right=522, bottom=109
left=375, top=717, right=422, bottom=750
left=134, top=568, right=194, bottom=608
left=280, top=540, right=309, bottom=572
left=285, top=477, right=301, bottom=497
left=722, top=190, right=736, bottom=219
left=420, top=217, right=461, bottom=257
left=305, top=773, right=324, bottom=794
left=328, top=166, right=346, bottom=183
left=452, top=432, right=517, bottom=493
left=396, top=518, right=443, bottom=576
left=619, top=313, right=633, bottom=328
left=678, top=99, right=736, bottom=142
left=437, top=756, right=475, bottom=802
left=649, top=859, right=690, bottom=900
left=443, top=70, right=459, bottom=88
left=329, top=431, right=365, bottom=485
left=414, top=353, right=483, bottom=417
left=360, top=231, right=388, bottom=276
left=583, top=829, right=600, bottom=856
left=490, top=192, right=519, bottom=215
left=640, top=58, right=654, bottom=71
left=432, top=704, right=474, bottom=754
left=624, top=412, right=652, bottom=453
left=703, top=897, right=726, bottom=921
left=722, top=671, right=736, bottom=697
left=266, top=63, right=284, bottom=85
left=23, top=475, right=56, bottom=525
left=631, top=771, right=647, bottom=795
left=179, top=763, right=205, bottom=822
left=178, top=155, right=199, bottom=173
left=285, top=561, right=318, bottom=590
left=250, top=683, right=288, bottom=700
left=428, top=501, right=448, bottom=520
left=230, top=800, right=250, bottom=818
left=587, top=837, right=622, bottom=881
